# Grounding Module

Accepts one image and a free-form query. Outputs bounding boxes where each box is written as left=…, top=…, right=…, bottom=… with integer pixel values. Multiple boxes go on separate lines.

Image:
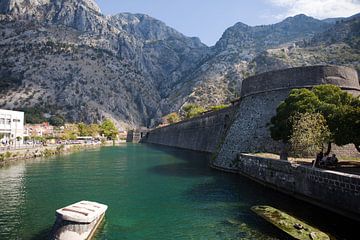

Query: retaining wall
left=142, top=105, right=237, bottom=153
left=223, top=154, right=360, bottom=221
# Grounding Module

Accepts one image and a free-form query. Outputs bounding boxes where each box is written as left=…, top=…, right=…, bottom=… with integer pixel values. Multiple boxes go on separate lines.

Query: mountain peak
left=0, top=0, right=101, bottom=16
left=281, top=14, right=322, bottom=24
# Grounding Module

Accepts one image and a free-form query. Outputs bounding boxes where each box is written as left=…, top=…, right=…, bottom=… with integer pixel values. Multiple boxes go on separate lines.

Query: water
left=0, top=144, right=358, bottom=240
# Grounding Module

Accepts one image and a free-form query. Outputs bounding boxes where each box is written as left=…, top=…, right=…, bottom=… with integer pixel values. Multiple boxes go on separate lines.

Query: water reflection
left=0, top=163, right=26, bottom=238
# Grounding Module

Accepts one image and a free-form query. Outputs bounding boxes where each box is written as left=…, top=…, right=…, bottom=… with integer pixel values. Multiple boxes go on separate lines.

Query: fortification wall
left=213, top=65, right=360, bottom=168
left=216, top=154, right=360, bottom=221
left=142, top=105, right=237, bottom=153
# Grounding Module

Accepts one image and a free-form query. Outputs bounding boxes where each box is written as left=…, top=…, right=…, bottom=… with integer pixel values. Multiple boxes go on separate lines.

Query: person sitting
left=313, top=152, right=323, bottom=167
left=329, top=154, right=338, bottom=165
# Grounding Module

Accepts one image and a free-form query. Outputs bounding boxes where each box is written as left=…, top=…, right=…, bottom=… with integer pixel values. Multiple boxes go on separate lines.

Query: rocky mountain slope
left=0, top=0, right=358, bottom=128
left=172, top=14, right=359, bottom=108
left=0, top=0, right=210, bottom=127
left=251, top=15, right=360, bottom=74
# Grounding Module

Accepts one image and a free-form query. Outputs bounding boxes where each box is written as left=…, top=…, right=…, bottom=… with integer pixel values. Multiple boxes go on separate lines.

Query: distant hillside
left=251, top=15, right=360, bottom=74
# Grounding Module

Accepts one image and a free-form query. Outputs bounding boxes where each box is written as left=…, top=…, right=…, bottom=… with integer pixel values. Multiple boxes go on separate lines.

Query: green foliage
left=333, top=97, right=360, bottom=151
left=77, top=123, right=90, bottom=136
left=61, top=126, right=78, bottom=140
left=270, top=88, right=318, bottom=142
left=100, top=119, right=118, bottom=140
left=49, top=115, right=65, bottom=126
left=77, top=123, right=100, bottom=137
left=22, top=107, right=47, bottom=124
left=182, top=104, right=206, bottom=119
left=88, top=124, right=100, bottom=137
left=270, top=84, right=360, bottom=152
left=290, top=113, right=331, bottom=156
left=164, top=112, right=181, bottom=124
left=209, top=104, right=230, bottom=111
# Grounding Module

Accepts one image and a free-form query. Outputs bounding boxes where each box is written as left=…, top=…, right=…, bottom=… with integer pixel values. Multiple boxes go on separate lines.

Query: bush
left=182, top=104, right=206, bottom=119
left=209, top=104, right=230, bottom=111
left=163, top=112, right=181, bottom=124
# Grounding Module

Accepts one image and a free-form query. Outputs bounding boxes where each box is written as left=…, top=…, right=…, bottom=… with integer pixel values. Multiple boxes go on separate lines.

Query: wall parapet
left=241, top=65, right=359, bottom=97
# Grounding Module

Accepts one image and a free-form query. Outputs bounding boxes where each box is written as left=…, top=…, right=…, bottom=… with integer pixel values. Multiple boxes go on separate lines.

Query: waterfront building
left=0, top=109, right=24, bottom=146
left=25, top=122, right=54, bottom=137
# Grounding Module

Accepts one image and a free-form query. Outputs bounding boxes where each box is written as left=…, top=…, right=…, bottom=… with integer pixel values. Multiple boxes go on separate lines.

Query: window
left=13, top=119, right=20, bottom=123
left=0, top=118, right=4, bottom=124
left=6, top=119, right=11, bottom=125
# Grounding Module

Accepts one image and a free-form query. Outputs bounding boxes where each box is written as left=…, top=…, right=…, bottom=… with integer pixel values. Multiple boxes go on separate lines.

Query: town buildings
left=0, top=109, right=24, bottom=146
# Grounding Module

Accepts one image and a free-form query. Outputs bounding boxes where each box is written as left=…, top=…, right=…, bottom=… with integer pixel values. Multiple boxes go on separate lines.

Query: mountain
left=251, top=14, right=360, bottom=74
left=0, top=0, right=358, bottom=128
left=0, top=0, right=210, bottom=127
left=166, top=14, right=337, bottom=108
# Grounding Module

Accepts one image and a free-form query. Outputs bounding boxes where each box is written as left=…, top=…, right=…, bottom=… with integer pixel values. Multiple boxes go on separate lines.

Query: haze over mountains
left=0, top=0, right=359, bottom=128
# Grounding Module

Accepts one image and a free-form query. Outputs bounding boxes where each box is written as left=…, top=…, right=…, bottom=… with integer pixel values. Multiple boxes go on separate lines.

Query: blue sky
left=96, top=0, right=360, bottom=46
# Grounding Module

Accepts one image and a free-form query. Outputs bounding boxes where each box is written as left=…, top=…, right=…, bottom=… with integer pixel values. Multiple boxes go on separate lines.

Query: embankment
left=0, top=144, right=100, bottom=167
left=214, top=154, right=360, bottom=221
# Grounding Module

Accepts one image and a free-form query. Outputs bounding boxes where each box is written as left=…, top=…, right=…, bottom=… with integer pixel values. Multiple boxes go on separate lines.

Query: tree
left=100, top=119, right=118, bottom=140
left=182, top=104, right=206, bottom=119
left=88, top=124, right=100, bottom=138
left=77, top=123, right=90, bottom=136
left=290, top=112, right=331, bottom=156
left=61, top=124, right=79, bottom=140
left=49, top=115, right=65, bottom=126
left=270, top=88, right=319, bottom=143
left=334, top=98, right=360, bottom=151
left=163, top=112, right=181, bottom=124
left=270, top=84, right=360, bottom=154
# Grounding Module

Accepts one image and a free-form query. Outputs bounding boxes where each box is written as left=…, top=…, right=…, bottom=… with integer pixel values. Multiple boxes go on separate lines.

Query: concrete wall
left=142, top=105, right=237, bottom=153
left=214, top=65, right=360, bottom=168
left=218, top=154, right=360, bottom=221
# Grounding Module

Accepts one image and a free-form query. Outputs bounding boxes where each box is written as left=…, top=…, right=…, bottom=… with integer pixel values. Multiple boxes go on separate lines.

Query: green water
left=0, top=144, right=357, bottom=239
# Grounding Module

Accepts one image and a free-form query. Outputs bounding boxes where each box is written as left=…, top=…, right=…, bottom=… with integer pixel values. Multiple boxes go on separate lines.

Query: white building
left=0, top=109, right=24, bottom=146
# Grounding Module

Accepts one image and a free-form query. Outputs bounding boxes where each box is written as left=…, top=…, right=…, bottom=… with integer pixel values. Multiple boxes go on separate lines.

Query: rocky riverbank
left=0, top=143, right=101, bottom=167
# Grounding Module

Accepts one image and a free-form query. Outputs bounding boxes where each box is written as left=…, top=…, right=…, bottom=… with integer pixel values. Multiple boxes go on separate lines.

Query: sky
left=96, top=0, right=360, bottom=46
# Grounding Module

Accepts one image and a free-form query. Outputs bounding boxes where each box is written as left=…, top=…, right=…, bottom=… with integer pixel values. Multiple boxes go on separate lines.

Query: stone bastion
left=213, top=65, right=360, bottom=169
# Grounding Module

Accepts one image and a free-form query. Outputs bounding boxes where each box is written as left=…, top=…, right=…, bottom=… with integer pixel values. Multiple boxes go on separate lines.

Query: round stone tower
left=214, top=65, right=360, bottom=169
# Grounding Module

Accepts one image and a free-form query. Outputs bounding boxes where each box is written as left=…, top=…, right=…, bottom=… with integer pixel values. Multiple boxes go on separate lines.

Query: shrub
left=182, top=104, right=206, bottom=119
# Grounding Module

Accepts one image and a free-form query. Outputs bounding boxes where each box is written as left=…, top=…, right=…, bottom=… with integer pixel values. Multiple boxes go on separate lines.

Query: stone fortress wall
left=142, top=65, right=360, bottom=220
left=213, top=65, right=360, bottom=168
left=142, top=104, right=238, bottom=153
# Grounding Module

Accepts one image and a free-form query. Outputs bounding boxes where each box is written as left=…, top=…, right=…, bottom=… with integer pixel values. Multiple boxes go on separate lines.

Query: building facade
left=0, top=109, right=24, bottom=146
left=25, top=122, right=54, bottom=137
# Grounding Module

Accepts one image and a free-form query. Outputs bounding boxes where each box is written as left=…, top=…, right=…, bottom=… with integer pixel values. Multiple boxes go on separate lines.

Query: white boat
left=51, top=200, right=108, bottom=240
left=56, top=200, right=108, bottom=223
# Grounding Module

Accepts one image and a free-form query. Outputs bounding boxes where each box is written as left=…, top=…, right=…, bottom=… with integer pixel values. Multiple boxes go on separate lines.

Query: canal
left=0, top=144, right=357, bottom=239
